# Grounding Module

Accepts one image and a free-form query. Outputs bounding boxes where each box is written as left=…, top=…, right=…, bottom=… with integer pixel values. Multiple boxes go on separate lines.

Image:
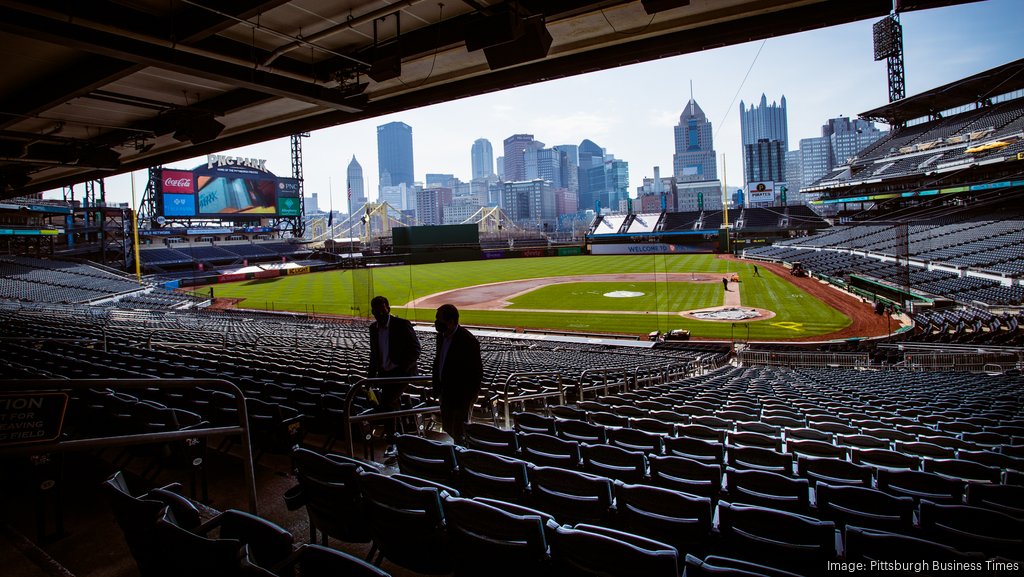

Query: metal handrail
left=498, top=371, right=567, bottom=428
left=576, top=367, right=631, bottom=402
left=340, top=376, right=437, bottom=457
left=0, top=378, right=259, bottom=514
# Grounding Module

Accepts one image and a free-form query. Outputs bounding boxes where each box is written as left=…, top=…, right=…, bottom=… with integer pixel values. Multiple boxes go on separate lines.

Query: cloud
left=649, top=109, right=679, bottom=127
left=526, top=112, right=619, bottom=144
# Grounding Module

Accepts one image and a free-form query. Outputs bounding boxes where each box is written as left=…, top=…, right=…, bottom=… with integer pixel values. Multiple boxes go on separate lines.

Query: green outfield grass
left=198, top=254, right=850, bottom=339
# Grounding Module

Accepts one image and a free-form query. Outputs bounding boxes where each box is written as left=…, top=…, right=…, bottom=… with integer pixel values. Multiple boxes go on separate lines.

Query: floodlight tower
left=284, top=132, right=309, bottom=238
left=873, top=11, right=906, bottom=112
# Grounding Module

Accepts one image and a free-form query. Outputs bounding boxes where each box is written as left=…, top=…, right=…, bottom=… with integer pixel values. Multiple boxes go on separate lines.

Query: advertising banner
left=157, top=164, right=301, bottom=220
left=747, top=181, right=775, bottom=204
left=590, top=243, right=714, bottom=255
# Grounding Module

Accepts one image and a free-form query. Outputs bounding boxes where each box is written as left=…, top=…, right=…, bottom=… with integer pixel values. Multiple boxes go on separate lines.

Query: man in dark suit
left=368, top=295, right=421, bottom=458
left=432, top=304, right=482, bottom=445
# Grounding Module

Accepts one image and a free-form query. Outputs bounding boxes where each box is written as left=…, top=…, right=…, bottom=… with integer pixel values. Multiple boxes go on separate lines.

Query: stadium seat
left=287, top=447, right=372, bottom=545
left=554, top=418, right=608, bottom=444
left=786, top=439, right=848, bottom=460
left=843, top=525, right=987, bottom=568
left=648, top=454, right=722, bottom=502
left=357, top=471, right=453, bottom=573
left=615, top=482, right=714, bottom=558
left=588, top=411, right=630, bottom=428
left=918, top=500, right=1024, bottom=559
left=518, top=432, right=582, bottom=469
left=716, top=501, right=837, bottom=575
left=851, top=448, right=921, bottom=471
left=607, top=427, right=664, bottom=455
left=464, top=422, right=520, bottom=457
left=815, top=482, right=914, bottom=533
left=682, top=553, right=802, bottom=577
left=454, top=447, right=532, bottom=503
left=581, top=443, right=647, bottom=483
left=676, top=424, right=727, bottom=443
left=395, top=434, right=459, bottom=487
left=551, top=523, right=679, bottom=577
left=922, top=457, right=1001, bottom=483
left=270, top=544, right=391, bottom=577
left=153, top=507, right=293, bottom=577
left=726, top=445, right=791, bottom=475
left=513, top=412, right=556, bottom=435
left=724, top=467, right=809, bottom=514
left=442, top=495, right=555, bottom=577
left=550, top=404, right=587, bottom=421
left=795, top=455, right=872, bottom=488
left=102, top=471, right=202, bottom=577
left=964, top=482, right=1024, bottom=517
left=529, top=466, right=615, bottom=526
left=665, top=435, right=725, bottom=465
left=727, top=431, right=782, bottom=451
left=630, top=417, right=676, bottom=436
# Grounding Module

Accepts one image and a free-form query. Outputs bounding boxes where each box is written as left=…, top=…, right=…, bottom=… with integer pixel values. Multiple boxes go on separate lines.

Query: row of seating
left=103, top=470, right=389, bottom=577
left=289, top=443, right=1022, bottom=577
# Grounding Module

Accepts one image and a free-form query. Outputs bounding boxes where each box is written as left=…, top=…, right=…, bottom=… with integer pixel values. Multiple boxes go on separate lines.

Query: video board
left=157, top=159, right=300, bottom=219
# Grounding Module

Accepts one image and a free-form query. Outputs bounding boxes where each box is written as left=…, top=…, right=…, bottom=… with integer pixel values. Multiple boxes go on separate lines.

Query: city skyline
left=44, top=0, right=1023, bottom=213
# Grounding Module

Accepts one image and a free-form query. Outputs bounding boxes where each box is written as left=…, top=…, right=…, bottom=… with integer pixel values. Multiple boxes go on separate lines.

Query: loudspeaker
left=483, top=15, right=552, bottom=70
left=464, top=9, right=524, bottom=52
left=368, top=43, right=402, bottom=82
left=172, top=115, right=225, bottom=145
left=641, top=0, right=690, bottom=15
left=77, top=146, right=121, bottom=168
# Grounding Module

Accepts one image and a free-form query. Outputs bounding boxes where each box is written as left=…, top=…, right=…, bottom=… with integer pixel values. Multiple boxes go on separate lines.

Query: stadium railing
left=339, top=376, right=439, bottom=458
left=738, top=350, right=871, bottom=369
left=0, top=378, right=259, bottom=516
left=576, top=367, right=632, bottom=404
left=496, top=371, right=569, bottom=428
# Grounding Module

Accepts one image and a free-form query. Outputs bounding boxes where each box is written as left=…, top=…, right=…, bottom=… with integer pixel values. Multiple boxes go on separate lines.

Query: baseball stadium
left=1, top=2, right=1023, bottom=577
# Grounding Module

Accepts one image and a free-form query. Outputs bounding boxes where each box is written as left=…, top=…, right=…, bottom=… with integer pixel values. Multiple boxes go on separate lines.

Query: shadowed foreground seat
left=552, top=523, right=678, bottom=577
left=442, top=495, right=556, bottom=577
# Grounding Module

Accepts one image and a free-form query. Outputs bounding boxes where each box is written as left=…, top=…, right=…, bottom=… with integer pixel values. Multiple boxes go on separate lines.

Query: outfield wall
left=591, top=242, right=715, bottom=255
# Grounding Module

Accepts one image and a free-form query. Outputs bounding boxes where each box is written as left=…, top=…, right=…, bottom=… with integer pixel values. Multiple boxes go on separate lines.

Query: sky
left=45, top=0, right=1024, bottom=212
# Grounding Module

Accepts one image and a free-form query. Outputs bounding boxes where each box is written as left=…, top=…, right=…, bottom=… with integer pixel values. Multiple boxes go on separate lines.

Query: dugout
left=392, top=224, right=480, bottom=264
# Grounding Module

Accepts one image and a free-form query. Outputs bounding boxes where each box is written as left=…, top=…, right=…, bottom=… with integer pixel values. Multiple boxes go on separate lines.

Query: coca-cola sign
left=162, top=170, right=194, bottom=194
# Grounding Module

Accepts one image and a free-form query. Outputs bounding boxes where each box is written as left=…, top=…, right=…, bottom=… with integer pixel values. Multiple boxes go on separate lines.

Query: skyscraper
left=471, top=138, right=494, bottom=181
left=673, top=97, right=717, bottom=181
left=377, top=121, right=414, bottom=192
left=740, top=94, right=788, bottom=183
left=799, top=116, right=885, bottom=191
left=346, top=155, right=365, bottom=214
left=577, top=139, right=604, bottom=212
left=502, top=134, right=536, bottom=182
left=743, top=139, right=786, bottom=186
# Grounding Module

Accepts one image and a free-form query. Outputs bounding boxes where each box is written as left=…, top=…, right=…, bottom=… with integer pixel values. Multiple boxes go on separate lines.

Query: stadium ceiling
left=860, top=58, right=1024, bottom=125
left=0, top=0, right=977, bottom=199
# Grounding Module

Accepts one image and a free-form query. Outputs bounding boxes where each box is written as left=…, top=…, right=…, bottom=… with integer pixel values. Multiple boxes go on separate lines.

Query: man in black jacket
left=368, top=295, right=421, bottom=458
left=432, top=304, right=482, bottom=445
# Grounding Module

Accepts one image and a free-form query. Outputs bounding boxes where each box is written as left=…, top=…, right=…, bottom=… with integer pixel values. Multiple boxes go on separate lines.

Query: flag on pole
left=327, top=177, right=334, bottom=228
